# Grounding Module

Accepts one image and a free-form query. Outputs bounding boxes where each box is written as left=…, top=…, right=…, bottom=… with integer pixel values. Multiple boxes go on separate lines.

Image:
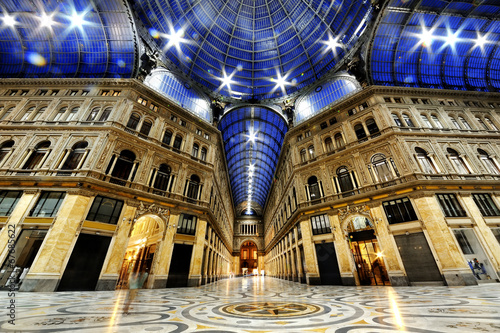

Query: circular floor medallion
left=221, top=301, right=322, bottom=318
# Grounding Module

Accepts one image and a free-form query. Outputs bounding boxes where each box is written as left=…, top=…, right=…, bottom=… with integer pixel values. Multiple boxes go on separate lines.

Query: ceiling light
left=271, top=71, right=290, bottom=96
left=1, top=13, right=16, bottom=27
left=445, top=31, right=458, bottom=47
left=419, top=28, right=433, bottom=46
left=166, top=29, right=185, bottom=49
left=71, top=12, right=87, bottom=29
left=247, top=129, right=257, bottom=143
left=324, top=34, right=343, bottom=51
left=39, top=12, right=55, bottom=28
left=475, top=34, right=488, bottom=48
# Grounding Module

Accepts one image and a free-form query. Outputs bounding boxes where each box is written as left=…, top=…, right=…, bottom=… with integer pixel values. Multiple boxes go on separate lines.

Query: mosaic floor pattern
left=1, top=277, right=500, bottom=332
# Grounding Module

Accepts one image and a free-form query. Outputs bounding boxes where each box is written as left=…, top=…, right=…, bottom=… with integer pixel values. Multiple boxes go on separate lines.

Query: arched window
left=61, top=141, right=88, bottom=170
left=392, top=114, right=403, bottom=127
left=98, top=107, right=112, bottom=121
left=325, top=137, right=334, bottom=152
left=126, top=113, right=140, bottom=130
left=33, top=106, right=47, bottom=121
left=20, top=106, right=35, bottom=121
left=200, top=147, right=207, bottom=161
left=154, top=164, right=171, bottom=191
left=476, top=117, right=489, bottom=130
left=402, top=114, right=415, bottom=127
left=449, top=116, right=461, bottom=129
left=300, top=149, right=307, bottom=163
left=337, top=167, right=356, bottom=197
left=420, top=114, right=432, bottom=128
left=415, top=147, right=436, bottom=174
left=54, top=107, right=67, bottom=121
left=354, top=123, right=366, bottom=140
left=459, top=116, right=472, bottom=130
left=307, top=176, right=321, bottom=201
left=66, top=106, right=79, bottom=121
left=431, top=115, right=443, bottom=128
left=447, top=148, right=470, bottom=174
left=334, top=133, right=344, bottom=148
left=0, top=106, right=15, bottom=121
left=162, top=129, right=173, bottom=145
left=111, top=150, right=136, bottom=181
left=173, top=135, right=182, bottom=149
left=86, top=107, right=100, bottom=121
left=371, top=154, right=393, bottom=182
left=186, top=174, right=200, bottom=201
left=23, top=141, right=51, bottom=169
left=0, top=140, right=14, bottom=164
left=478, top=149, right=500, bottom=174
left=484, top=117, right=498, bottom=130
left=140, top=119, right=153, bottom=136
left=308, top=145, right=315, bottom=159
left=192, top=143, right=199, bottom=158
left=366, top=118, right=379, bottom=134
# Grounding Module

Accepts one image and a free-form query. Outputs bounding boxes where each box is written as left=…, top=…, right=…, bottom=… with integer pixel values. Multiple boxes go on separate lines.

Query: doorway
left=347, top=216, right=390, bottom=286
left=167, top=244, right=193, bottom=287
left=0, top=229, right=47, bottom=289
left=315, top=242, right=342, bottom=285
left=240, top=241, right=258, bottom=275
left=117, top=215, right=163, bottom=289
left=58, top=233, right=111, bottom=291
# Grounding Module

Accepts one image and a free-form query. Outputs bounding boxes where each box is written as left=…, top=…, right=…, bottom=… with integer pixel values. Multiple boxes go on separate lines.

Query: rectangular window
left=382, top=197, right=418, bottom=224
left=196, top=128, right=202, bottom=135
left=394, top=98, right=402, bottom=103
left=9, top=90, right=18, bottom=96
left=453, top=230, right=474, bottom=254
left=348, top=108, right=357, bottom=116
left=149, top=103, right=159, bottom=112
left=310, top=214, right=331, bottom=235
left=101, top=90, right=110, bottom=96
left=0, top=191, right=22, bottom=216
left=112, top=91, right=121, bottom=96
left=38, top=90, right=48, bottom=96
left=472, top=193, right=500, bottom=216
left=305, top=130, right=311, bottom=137
left=436, top=193, right=466, bottom=217
left=329, top=117, right=337, bottom=125
left=30, top=191, right=65, bottom=217
left=50, top=90, right=59, bottom=96
left=137, top=97, right=148, bottom=106
left=320, top=122, right=328, bottom=129
left=81, top=90, right=89, bottom=96
left=297, top=134, right=303, bottom=142
left=178, top=214, right=197, bottom=235
left=384, top=97, right=392, bottom=103
left=70, top=90, right=78, bottom=96
left=20, top=90, right=29, bottom=96
left=180, top=120, right=186, bottom=127
left=204, top=133, right=210, bottom=140
left=170, top=115, right=177, bottom=122
left=86, top=196, right=124, bottom=224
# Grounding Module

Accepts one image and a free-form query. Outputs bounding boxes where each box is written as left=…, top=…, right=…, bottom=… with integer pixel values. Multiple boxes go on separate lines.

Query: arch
left=162, top=129, right=173, bottom=145
left=478, top=148, right=500, bottom=174
left=61, top=141, right=89, bottom=170
left=239, top=240, right=259, bottom=275
left=22, top=140, right=51, bottom=169
left=354, top=123, right=367, bottom=139
left=0, top=140, right=15, bottom=164
left=402, top=113, right=415, bottom=127
left=111, top=150, right=137, bottom=181
left=200, top=147, right=208, bottom=161
left=325, top=137, right=334, bottom=152
left=140, top=119, right=153, bottom=136
left=365, top=118, right=380, bottom=135
left=415, top=147, right=437, bottom=174
left=173, top=134, right=183, bottom=149
left=67, top=106, right=80, bottom=121
left=447, top=148, right=470, bottom=174
left=126, top=112, right=141, bottom=130
left=192, top=143, right=199, bottom=158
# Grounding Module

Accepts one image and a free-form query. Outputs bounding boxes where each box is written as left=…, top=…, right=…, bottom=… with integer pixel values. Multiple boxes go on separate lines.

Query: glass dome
left=133, top=0, right=374, bottom=101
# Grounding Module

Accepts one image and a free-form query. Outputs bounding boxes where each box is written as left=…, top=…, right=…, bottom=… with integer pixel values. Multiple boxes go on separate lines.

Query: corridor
left=1, top=277, right=500, bottom=332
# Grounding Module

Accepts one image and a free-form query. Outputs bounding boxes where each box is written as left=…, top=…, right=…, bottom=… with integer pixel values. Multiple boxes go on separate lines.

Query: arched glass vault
left=218, top=106, right=288, bottom=215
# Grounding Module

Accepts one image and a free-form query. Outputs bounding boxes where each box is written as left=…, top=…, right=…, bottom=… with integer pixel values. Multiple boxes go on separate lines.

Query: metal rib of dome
left=218, top=106, right=288, bottom=214
left=0, top=0, right=137, bottom=78
left=133, top=0, right=373, bottom=100
left=369, top=0, right=500, bottom=91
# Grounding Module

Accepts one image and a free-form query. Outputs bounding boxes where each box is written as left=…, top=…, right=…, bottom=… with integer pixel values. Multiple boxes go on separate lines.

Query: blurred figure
left=123, top=271, right=148, bottom=314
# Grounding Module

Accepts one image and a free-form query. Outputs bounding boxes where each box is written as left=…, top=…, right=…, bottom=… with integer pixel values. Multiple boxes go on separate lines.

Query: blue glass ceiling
left=133, top=0, right=373, bottom=100
left=218, top=107, right=288, bottom=213
left=370, top=0, right=500, bottom=91
left=0, top=0, right=137, bottom=78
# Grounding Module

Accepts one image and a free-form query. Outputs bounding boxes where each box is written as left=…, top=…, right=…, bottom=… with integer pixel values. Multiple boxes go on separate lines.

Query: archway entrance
left=240, top=241, right=258, bottom=276
left=347, top=216, right=390, bottom=286
left=117, top=215, right=164, bottom=289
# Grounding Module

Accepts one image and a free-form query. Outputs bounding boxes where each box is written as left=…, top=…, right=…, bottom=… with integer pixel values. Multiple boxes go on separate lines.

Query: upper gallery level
left=264, top=86, right=500, bottom=245
left=0, top=79, right=234, bottom=248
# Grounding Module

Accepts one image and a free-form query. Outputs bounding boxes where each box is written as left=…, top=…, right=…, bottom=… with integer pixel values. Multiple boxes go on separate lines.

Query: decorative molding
left=338, top=204, right=370, bottom=224
left=134, top=202, right=170, bottom=223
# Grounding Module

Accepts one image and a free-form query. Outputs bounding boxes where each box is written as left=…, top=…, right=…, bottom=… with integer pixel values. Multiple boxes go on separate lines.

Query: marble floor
left=1, top=277, right=500, bottom=332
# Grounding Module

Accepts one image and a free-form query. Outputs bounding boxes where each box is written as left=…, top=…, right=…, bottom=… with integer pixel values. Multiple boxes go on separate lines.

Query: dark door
left=394, top=232, right=443, bottom=284
left=167, top=244, right=193, bottom=287
left=315, top=242, right=342, bottom=285
left=58, top=233, right=111, bottom=291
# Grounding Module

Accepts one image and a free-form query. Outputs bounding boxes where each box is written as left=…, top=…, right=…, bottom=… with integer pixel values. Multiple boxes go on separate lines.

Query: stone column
left=413, top=196, right=477, bottom=285
left=96, top=204, right=136, bottom=290
left=150, top=213, right=179, bottom=288
left=330, top=213, right=356, bottom=286
left=299, top=219, right=320, bottom=285
left=188, top=218, right=207, bottom=286
left=370, top=205, right=409, bottom=286
left=21, top=194, right=92, bottom=292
